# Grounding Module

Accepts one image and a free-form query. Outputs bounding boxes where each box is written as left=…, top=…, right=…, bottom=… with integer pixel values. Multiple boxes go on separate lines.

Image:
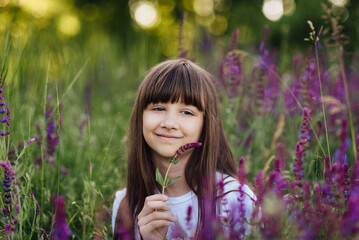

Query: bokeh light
left=131, top=1, right=159, bottom=29
left=329, top=0, right=348, bottom=7
left=283, top=0, right=295, bottom=16
left=209, top=15, right=227, bottom=35
left=262, top=0, right=284, bottom=22
left=193, top=0, right=214, bottom=17
left=57, top=13, right=81, bottom=37
left=19, top=0, right=50, bottom=18
left=0, top=0, right=9, bottom=7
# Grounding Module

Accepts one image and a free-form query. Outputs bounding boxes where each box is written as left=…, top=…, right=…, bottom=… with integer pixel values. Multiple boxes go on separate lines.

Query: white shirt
left=112, top=173, right=256, bottom=239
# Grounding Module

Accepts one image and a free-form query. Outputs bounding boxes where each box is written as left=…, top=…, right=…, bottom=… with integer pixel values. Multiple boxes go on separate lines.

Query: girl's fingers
left=138, top=211, right=176, bottom=228
left=140, top=219, right=171, bottom=235
left=138, top=194, right=170, bottom=217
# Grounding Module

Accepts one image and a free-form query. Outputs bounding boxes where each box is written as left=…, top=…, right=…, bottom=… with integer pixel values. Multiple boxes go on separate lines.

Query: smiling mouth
left=155, top=134, right=181, bottom=139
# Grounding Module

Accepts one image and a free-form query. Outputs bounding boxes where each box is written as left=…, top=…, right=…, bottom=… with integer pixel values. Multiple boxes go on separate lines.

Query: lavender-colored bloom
left=36, top=201, right=40, bottom=217
left=334, top=118, right=349, bottom=165
left=0, top=161, right=16, bottom=204
left=26, top=138, right=35, bottom=146
left=16, top=204, right=19, bottom=214
left=171, top=142, right=202, bottom=163
left=340, top=187, right=359, bottom=237
left=0, top=79, right=10, bottom=136
left=227, top=158, right=247, bottom=239
left=34, top=95, right=62, bottom=165
left=218, top=29, right=244, bottom=97
left=50, top=196, right=71, bottom=240
left=40, top=228, right=49, bottom=240
left=5, top=224, right=10, bottom=235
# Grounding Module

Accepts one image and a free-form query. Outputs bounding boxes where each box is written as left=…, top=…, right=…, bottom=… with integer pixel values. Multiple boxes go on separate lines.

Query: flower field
left=0, top=1, right=359, bottom=239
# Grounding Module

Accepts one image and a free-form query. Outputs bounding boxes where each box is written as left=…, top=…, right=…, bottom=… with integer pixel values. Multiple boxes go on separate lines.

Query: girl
left=112, top=59, right=256, bottom=239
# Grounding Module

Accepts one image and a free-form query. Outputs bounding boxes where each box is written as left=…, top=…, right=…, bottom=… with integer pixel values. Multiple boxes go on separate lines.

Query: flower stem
left=338, top=44, right=357, bottom=160
left=162, top=162, right=173, bottom=195
left=314, top=36, right=331, bottom=162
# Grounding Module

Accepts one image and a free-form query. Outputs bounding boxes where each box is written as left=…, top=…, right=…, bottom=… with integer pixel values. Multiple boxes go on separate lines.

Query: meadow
left=0, top=2, right=359, bottom=240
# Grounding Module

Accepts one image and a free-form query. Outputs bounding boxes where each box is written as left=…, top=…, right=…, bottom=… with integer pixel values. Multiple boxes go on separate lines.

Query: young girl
left=112, top=59, right=256, bottom=239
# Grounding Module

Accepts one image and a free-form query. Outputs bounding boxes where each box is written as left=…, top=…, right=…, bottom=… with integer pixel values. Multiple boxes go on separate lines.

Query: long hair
left=114, top=58, right=237, bottom=239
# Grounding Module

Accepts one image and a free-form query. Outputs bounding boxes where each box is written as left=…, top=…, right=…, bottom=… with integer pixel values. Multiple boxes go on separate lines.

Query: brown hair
left=114, top=58, right=237, bottom=239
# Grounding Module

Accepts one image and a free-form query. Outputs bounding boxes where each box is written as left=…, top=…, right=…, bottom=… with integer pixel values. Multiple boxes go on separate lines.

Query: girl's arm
left=137, top=194, right=177, bottom=240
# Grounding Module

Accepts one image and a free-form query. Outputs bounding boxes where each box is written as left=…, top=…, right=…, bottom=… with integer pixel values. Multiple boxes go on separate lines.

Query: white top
left=112, top=172, right=256, bottom=239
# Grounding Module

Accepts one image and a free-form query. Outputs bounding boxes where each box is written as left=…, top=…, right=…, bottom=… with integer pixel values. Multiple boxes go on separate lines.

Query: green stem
left=338, top=45, right=357, bottom=160
left=314, top=37, right=331, bottom=162
left=162, top=162, right=173, bottom=195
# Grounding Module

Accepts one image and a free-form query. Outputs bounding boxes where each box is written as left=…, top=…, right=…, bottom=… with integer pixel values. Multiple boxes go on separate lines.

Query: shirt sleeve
left=112, top=189, right=127, bottom=235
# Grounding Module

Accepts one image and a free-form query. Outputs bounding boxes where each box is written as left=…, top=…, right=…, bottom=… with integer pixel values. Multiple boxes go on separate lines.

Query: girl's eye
left=182, top=110, right=194, bottom=116
left=153, top=107, right=165, bottom=111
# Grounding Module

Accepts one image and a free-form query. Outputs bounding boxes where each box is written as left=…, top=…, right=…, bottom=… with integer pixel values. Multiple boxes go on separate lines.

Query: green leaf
left=155, top=168, right=164, bottom=185
left=169, top=176, right=181, bottom=186
left=172, top=157, right=180, bottom=164
left=165, top=177, right=170, bottom=186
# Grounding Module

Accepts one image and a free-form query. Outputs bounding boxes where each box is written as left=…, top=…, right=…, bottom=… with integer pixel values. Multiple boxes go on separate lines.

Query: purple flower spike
left=0, top=161, right=16, bottom=204
left=26, top=138, right=36, bottom=146
left=50, top=196, right=71, bottom=240
left=41, top=228, right=49, bottom=240
left=0, top=79, right=11, bottom=137
left=171, top=142, right=202, bottom=163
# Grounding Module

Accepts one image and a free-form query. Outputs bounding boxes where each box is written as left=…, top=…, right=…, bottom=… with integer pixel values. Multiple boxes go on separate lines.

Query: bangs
left=140, top=60, right=205, bottom=111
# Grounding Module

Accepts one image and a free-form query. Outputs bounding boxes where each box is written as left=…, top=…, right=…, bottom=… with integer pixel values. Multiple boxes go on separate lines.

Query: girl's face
left=142, top=101, right=204, bottom=163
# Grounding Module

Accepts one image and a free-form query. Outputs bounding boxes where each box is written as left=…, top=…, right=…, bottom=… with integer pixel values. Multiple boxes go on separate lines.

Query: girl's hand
left=137, top=194, right=177, bottom=240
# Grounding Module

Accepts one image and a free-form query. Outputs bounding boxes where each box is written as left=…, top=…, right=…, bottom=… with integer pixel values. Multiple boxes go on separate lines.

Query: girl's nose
left=160, top=114, right=178, bottom=129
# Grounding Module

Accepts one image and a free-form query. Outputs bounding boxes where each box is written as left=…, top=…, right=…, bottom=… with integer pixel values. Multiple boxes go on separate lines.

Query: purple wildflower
left=34, top=95, right=62, bottom=165
left=171, top=142, right=202, bottom=163
left=227, top=157, right=247, bottom=239
left=334, top=117, right=349, bottom=164
left=0, top=161, right=19, bottom=234
left=0, top=161, right=16, bottom=204
left=218, top=29, right=244, bottom=97
left=0, top=78, right=10, bottom=136
left=292, top=107, right=312, bottom=198
left=5, top=224, right=10, bottom=235
left=323, top=155, right=334, bottom=203
left=26, top=137, right=35, bottom=146
left=340, top=187, right=359, bottom=237
left=36, top=201, right=40, bottom=217
left=60, top=167, right=69, bottom=176
left=40, top=228, right=49, bottom=240
left=50, top=196, right=71, bottom=240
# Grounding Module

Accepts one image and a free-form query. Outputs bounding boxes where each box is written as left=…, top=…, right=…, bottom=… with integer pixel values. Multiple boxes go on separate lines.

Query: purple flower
left=0, top=161, right=16, bottom=204
left=26, top=138, right=35, bottom=146
left=171, top=142, right=202, bottom=163
left=340, top=187, right=359, bottom=237
left=0, top=79, right=10, bottom=137
left=218, top=29, right=244, bottom=97
left=34, top=95, right=62, bottom=165
left=5, top=224, right=10, bottom=235
left=40, top=228, right=49, bottom=240
left=0, top=161, right=19, bottom=234
left=50, top=196, right=71, bottom=240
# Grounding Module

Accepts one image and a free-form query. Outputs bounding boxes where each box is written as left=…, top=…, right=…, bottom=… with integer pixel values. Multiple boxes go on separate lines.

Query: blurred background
left=0, top=1, right=358, bottom=238
left=1, top=0, right=358, bottom=55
